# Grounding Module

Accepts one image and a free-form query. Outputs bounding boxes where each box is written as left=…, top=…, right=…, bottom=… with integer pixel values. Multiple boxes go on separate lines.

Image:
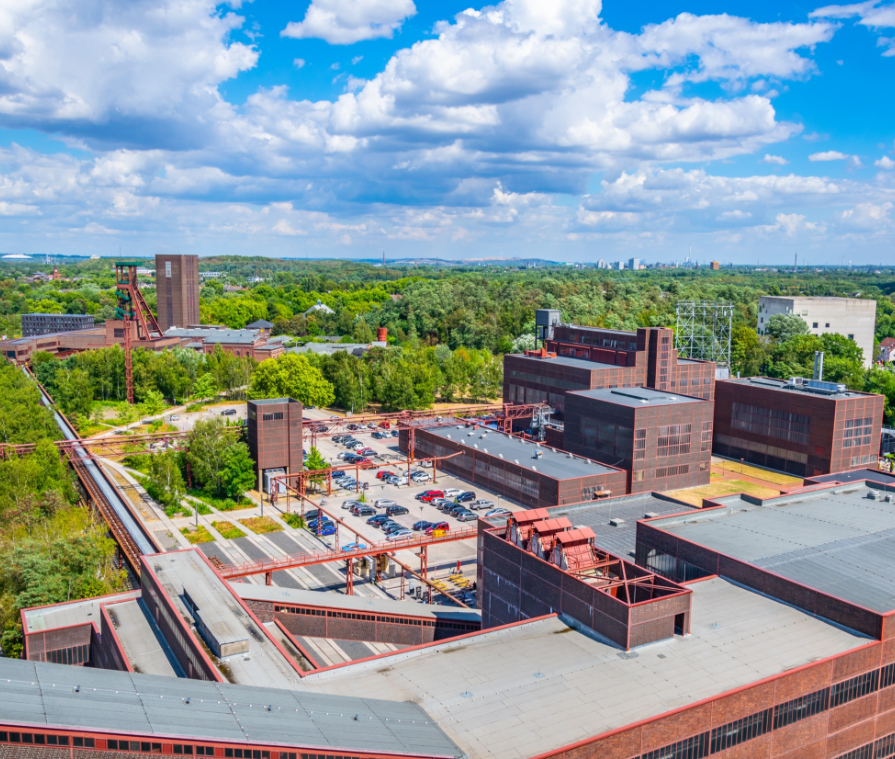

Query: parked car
left=410, top=471, right=431, bottom=483
left=443, top=488, right=463, bottom=498
left=332, top=470, right=347, bottom=479
left=221, top=408, right=237, bottom=416
left=449, top=504, right=470, bottom=518
left=378, top=422, right=391, bottom=429
left=339, top=478, right=357, bottom=489
left=386, top=504, right=409, bottom=516
left=169, top=414, right=180, bottom=421
left=387, top=529, right=414, bottom=541
left=390, top=430, right=399, bottom=437
left=342, top=499, right=363, bottom=510
left=337, top=452, right=350, bottom=460
left=341, top=542, right=368, bottom=551
left=332, top=434, right=346, bottom=443
left=416, top=490, right=444, bottom=502
left=436, top=499, right=457, bottom=512
left=371, top=431, right=386, bottom=440
left=348, top=441, right=365, bottom=451
left=376, top=470, right=396, bottom=480
left=358, top=447, right=375, bottom=456
left=383, top=474, right=400, bottom=486
left=354, top=506, right=375, bottom=517
left=456, top=510, right=478, bottom=522
left=347, top=423, right=359, bottom=431
left=381, top=521, right=403, bottom=534
left=356, top=458, right=373, bottom=466
left=367, top=514, right=391, bottom=526
left=469, top=499, right=495, bottom=511
left=484, top=508, right=512, bottom=518
left=454, top=491, right=477, bottom=503
left=412, top=520, right=434, bottom=531
left=374, top=499, right=397, bottom=509
left=304, top=509, right=322, bottom=521
left=307, top=517, right=333, bottom=531
left=426, top=522, right=450, bottom=535
left=317, top=522, right=336, bottom=536
left=418, top=459, right=433, bottom=468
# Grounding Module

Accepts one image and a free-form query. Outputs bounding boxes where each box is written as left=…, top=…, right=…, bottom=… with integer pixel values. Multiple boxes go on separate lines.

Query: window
left=813, top=322, right=818, bottom=328
left=844, top=417, right=874, bottom=448
left=262, top=412, right=284, bottom=422
left=642, top=732, right=708, bottom=759
left=731, top=402, right=810, bottom=445
left=848, top=334, right=855, bottom=340
left=881, top=662, right=895, bottom=689
left=826, top=323, right=830, bottom=328
left=773, top=688, right=828, bottom=729
left=73, top=737, right=95, bottom=748
left=710, top=710, right=771, bottom=754
left=830, top=670, right=879, bottom=708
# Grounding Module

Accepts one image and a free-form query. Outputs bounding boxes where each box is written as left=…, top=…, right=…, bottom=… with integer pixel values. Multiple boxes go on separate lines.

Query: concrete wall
left=758, top=296, right=877, bottom=368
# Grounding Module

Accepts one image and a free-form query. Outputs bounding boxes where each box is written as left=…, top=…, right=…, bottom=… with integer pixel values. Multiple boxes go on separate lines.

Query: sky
left=0, top=0, right=893, bottom=264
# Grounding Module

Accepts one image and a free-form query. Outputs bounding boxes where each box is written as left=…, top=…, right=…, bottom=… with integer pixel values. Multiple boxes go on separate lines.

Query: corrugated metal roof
left=0, top=658, right=462, bottom=758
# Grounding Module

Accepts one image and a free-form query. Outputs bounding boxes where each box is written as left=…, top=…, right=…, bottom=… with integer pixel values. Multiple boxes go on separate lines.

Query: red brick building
left=713, top=376, right=884, bottom=477
left=561, top=386, right=714, bottom=493
left=504, top=323, right=714, bottom=419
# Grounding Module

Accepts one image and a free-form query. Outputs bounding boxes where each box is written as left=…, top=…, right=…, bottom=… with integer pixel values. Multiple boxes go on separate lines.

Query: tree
left=304, top=446, right=328, bottom=490
left=55, top=366, right=93, bottom=422
left=220, top=443, right=257, bottom=498
left=247, top=353, right=335, bottom=408
left=142, top=390, right=166, bottom=417
left=865, top=368, right=895, bottom=426
left=186, top=418, right=232, bottom=494
left=192, top=373, right=218, bottom=401
left=147, top=451, right=186, bottom=513
left=510, top=333, right=536, bottom=353
left=730, top=326, right=766, bottom=377
left=765, top=313, right=810, bottom=343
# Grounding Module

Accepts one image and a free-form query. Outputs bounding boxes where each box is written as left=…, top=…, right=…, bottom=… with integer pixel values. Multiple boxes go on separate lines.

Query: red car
left=426, top=522, right=449, bottom=535
left=418, top=490, right=444, bottom=502
left=378, top=421, right=391, bottom=429
left=356, top=458, right=373, bottom=466
left=376, top=470, right=396, bottom=480
left=358, top=447, right=375, bottom=456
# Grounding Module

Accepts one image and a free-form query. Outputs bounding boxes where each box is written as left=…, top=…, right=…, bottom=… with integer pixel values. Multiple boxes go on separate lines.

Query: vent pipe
left=814, top=351, right=824, bottom=381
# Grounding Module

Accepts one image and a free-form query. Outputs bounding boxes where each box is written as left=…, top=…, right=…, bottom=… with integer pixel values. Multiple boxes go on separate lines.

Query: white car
left=410, top=471, right=431, bottom=483
left=386, top=529, right=414, bottom=541
left=443, top=488, right=463, bottom=498
left=418, top=459, right=433, bottom=468
left=484, top=508, right=512, bottom=518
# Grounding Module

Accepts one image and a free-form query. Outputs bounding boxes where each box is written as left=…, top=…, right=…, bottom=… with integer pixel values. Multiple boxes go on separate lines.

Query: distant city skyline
left=0, top=0, right=893, bottom=262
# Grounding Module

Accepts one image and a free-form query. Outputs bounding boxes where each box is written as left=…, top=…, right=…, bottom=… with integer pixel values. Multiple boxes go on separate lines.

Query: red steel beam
left=218, top=527, right=478, bottom=579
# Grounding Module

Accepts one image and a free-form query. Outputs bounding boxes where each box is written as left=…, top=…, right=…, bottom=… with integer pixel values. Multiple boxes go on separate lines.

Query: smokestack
left=814, top=351, right=824, bottom=381
left=377, top=327, right=387, bottom=342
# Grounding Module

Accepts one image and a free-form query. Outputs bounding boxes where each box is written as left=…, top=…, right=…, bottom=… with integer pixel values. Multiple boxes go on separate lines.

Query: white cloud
left=294, top=58, right=306, bottom=68
left=762, top=154, right=789, bottom=164
left=352, top=56, right=364, bottom=65
left=282, top=0, right=417, bottom=45
left=839, top=202, right=893, bottom=229
left=809, top=150, right=852, bottom=160
left=875, top=155, right=895, bottom=169
left=811, top=2, right=895, bottom=54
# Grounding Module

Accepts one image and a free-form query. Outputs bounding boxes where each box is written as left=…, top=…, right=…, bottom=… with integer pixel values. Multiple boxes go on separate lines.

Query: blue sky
left=0, top=0, right=893, bottom=263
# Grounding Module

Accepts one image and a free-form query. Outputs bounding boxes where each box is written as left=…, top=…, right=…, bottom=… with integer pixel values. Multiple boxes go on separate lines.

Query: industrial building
left=504, top=315, right=715, bottom=419
left=758, top=295, right=877, bottom=367
left=155, top=254, right=200, bottom=331
left=713, top=376, right=884, bottom=476
left=21, top=312, right=94, bottom=337
left=247, top=398, right=303, bottom=492
left=398, top=425, right=628, bottom=506
left=561, top=387, right=714, bottom=493
left=9, top=477, right=895, bottom=759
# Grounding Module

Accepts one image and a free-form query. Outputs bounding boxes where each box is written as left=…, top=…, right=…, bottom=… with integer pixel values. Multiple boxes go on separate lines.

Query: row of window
left=731, top=402, right=810, bottom=445
left=44, top=642, right=89, bottom=665
left=262, top=412, right=285, bottom=421
left=0, top=732, right=366, bottom=759
left=656, top=465, right=690, bottom=478
left=637, top=664, right=895, bottom=759
left=274, top=604, right=436, bottom=627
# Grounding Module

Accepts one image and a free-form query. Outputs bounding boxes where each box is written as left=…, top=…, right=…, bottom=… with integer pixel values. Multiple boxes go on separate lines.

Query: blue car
left=317, top=522, right=336, bottom=536
left=307, top=517, right=333, bottom=531
left=413, top=520, right=434, bottom=531
left=341, top=542, right=368, bottom=551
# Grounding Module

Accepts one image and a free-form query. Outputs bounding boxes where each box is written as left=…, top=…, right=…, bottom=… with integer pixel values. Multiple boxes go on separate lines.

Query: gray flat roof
left=808, top=469, right=895, bottom=486
left=293, top=578, right=866, bottom=759
left=107, top=600, right=181, bottom=678
left=426, top=426, right=620, bottom=479
left=649, top=482, right=895, bottom=613
left=569, top=387, right=706, bottom=407
left=22, top=591, right=141, bottom=633
left=549, top=493, right=698, bottom=558
left=722, top=376, right=871, bottom=399
left=148, top=551, right=304, bottom=689
left=233, top=585, right=482, bottom=624
left=0, top=658, right=462, bottom=758
left=506, top=353, right=613, bottom=371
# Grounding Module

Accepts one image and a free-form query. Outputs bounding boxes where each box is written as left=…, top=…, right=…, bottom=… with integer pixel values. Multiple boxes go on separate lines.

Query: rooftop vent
left=534, top=451, right=543, bottom=459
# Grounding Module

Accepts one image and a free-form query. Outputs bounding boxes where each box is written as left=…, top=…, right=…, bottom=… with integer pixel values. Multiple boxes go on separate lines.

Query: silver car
left=469, top=499, right=495, bottom=511
left=374, top=498, right=397, bottom=509
left=456, top=510, right=478, bottom=522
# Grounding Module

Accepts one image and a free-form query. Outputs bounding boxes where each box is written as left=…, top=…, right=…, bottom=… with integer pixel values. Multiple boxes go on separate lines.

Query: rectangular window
left=710, top=710, right=771, bottom=754
left=813, top=322, right=818, bottom=328
left=773, top=688, right=828, bottom=729
left=881, top=662, right=895, bottom=689
left=835, top=745, right=873, bottom=759
left=830, top=670, right=879, bottom=708
left=731, top=402, right=810, bottom=445
left=875, top=733, right=895, bottom=759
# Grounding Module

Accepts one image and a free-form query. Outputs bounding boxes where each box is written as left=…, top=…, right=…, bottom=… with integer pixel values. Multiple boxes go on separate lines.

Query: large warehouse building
left=7, top=477, right=895, bottom=759
left=504, top=318, right=715, bottom=419
left=398, top=424, right=628, bottom=506
left=713, top=376, right=884, bottom=476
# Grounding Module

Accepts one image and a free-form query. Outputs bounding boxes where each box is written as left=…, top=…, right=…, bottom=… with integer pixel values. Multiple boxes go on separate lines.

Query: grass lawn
left=711, top=459, right=801, bottom=486
left=669, top=478, right=780, bottom=507
left=213, top=521, right=246, bottom=540
left=239, top=516, right=283, bottom=534
left=188, top=489, right=255, bottom=511
left=181, top=525, right=214, bottom=544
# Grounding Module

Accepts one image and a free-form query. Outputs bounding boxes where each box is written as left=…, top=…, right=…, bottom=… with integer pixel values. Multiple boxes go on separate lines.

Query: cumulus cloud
left=762, top=154, right=789, bottom=164
left=294, top=58, right=306, bottom=68
left=811, top=1, right=895, bottom=55
left=809, top=150, right=852, bottom=160
left=282, top=0, right=417, bottom=45
left=876, top=155, right=895, bottom=169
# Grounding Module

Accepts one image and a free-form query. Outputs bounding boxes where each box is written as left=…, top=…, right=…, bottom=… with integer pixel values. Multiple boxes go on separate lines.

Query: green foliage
left=730, top=326, right=766, bottom=378
left=146, top=451, right=187, bottom=516
left=281, top=513, right=305, bottom=529
left=247, top=353, right=335, bottom=408
left=865, top=368, right=895, bottom=426
left=220, top=443, right=257, bottom=499
left=142, top=390, right=166, bottom=417
left=192, top=373, right=219, bottom=401
left=0, top=363, right=60, bottom=444
left=764, top=313, right=811, bottom=342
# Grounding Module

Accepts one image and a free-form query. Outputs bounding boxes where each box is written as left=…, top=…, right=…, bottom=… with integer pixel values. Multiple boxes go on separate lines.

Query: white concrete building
left=757, top=295, right=877, bottom=367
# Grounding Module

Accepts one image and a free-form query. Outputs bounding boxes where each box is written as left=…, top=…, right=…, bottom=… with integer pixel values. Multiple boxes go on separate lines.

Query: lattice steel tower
left=674, top=301, right=733, bottom=367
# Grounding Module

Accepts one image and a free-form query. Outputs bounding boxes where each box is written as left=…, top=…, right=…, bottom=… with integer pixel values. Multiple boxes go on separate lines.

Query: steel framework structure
left=674, top=300, right=733, bottom=367
left=114, top=261, right=165, bottom=404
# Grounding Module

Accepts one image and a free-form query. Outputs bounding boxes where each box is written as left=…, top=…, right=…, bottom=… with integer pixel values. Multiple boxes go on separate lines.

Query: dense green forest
left=0, top=363, right=125, bottom=657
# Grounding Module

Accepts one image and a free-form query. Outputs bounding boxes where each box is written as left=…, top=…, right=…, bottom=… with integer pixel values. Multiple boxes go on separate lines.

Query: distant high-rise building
left=155, top=254, right=199, bottom=331
left=628, top=258, right=640, bottom=271
left=710, top=261, right=720, bottom=270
